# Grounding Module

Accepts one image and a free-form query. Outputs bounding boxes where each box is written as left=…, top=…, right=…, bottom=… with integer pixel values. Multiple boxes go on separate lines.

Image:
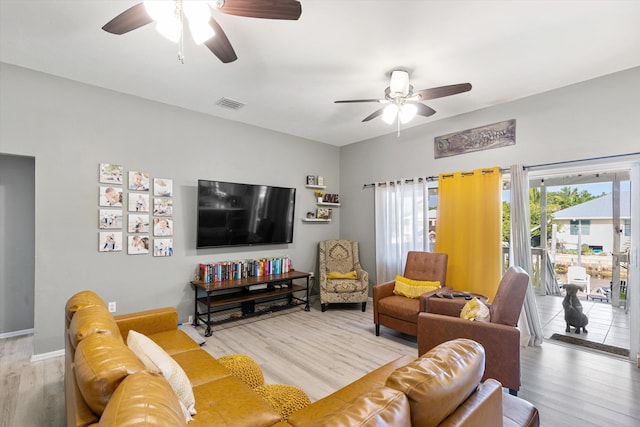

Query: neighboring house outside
left=553, top=190, right=631, bottom=254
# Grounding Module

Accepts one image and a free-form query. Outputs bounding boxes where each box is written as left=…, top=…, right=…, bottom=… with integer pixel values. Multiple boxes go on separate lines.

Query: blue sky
left=501, top=180, right=631, bottom=203
left=566, top=181, right=631, bottom=196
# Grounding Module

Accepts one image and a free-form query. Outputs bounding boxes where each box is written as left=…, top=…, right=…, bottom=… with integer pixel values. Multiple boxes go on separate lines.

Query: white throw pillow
left=127, top=330, right=197, bottom=418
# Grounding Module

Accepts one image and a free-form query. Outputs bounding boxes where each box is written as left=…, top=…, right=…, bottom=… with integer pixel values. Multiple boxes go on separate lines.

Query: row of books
left=198, top=256, right=292, bottom=283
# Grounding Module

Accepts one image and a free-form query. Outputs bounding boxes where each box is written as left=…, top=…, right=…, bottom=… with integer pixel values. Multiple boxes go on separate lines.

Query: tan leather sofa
left=65, top=290, right=539, bottom=427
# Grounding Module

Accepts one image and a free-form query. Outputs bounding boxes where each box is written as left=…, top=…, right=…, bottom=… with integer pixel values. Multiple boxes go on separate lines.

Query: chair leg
left=508, top=388, right=518, bottom=396
left=321, top=303, right=327, bottom=312
left=361, top=302, right=366, bottom=312
left=375, top=324, right=380, bottom=336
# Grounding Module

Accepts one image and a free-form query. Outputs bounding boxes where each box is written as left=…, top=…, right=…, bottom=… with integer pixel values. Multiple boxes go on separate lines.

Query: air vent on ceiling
left=216, top=97, right=245, bottom=110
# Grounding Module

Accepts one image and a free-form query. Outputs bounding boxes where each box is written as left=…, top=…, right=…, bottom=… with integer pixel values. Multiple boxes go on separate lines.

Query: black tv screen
left=197, top=180, right=296, bottom=248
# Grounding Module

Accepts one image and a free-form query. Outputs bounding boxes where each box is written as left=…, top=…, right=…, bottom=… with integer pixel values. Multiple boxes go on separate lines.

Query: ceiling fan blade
left=362, top=108, right=385, bottom=122
left=204, top=17, right=238, bottom=63
left=216, top=0, right=302, bottom=20
left=102, top=3, right=153, bottom=35
left=411, top=102, right=437, bottom=117
left=335, top=99, right=382, bottom=104
left=415, top=83, right=472, bottom=101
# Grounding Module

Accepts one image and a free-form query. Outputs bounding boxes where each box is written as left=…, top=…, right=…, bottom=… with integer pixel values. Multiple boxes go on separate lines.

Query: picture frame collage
left=98, top=163, right=174, bottom=257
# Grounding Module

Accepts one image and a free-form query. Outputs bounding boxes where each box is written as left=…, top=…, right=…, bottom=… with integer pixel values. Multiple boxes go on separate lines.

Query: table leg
left=205, top=291, right=212, bottom=337
left=304, top=276, right=310, bottom=311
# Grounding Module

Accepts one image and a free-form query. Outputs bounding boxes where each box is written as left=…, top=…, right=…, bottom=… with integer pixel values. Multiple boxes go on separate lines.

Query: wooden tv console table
left=191, top=271, right=311, bottom=336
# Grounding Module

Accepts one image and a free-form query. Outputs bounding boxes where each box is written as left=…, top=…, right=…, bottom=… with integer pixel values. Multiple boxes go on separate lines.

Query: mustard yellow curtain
left=435, top=167, right=502, bottom=301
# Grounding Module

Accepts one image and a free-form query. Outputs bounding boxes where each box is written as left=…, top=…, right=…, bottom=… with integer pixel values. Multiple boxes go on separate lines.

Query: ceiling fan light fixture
left=389, top=70, right=410, bottom=97
left=144, top=1, right=175, bottom=23
left=155, top=18, right=182, bottom=43
left=183, top=1, right=210, bottom=24
left=399, top=103, right=417, bottom=124
left=189, top=21, right=215, bottom=44
left=382, top=104, right=398, bottom=124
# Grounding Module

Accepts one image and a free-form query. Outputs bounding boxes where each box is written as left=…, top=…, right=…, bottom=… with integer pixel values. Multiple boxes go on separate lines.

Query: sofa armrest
left=439, top=379, right=503, bottom=427
left=115, top=307, right=178, bottom=342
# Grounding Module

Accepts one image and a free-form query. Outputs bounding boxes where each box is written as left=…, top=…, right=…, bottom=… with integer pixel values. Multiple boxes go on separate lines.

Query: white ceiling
left=1, top=1, right=639, bottom=146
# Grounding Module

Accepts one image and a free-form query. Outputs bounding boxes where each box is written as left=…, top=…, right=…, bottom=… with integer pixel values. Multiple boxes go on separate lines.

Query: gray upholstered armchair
left=318, top=240, right=369, bottom=312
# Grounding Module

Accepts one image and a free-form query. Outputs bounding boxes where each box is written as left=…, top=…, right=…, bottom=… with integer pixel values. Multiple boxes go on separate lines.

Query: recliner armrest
left=373, top=281, right=396, bottom=300
left=420, top=286, right=454, bottom=312
left=423, top=294, right=466, bottom=316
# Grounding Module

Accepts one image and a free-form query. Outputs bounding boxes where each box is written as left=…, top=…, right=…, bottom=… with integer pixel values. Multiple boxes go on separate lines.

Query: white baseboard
left=0, top=328, right=34, bottom=339
left=31, top=348, right=65, bottom=362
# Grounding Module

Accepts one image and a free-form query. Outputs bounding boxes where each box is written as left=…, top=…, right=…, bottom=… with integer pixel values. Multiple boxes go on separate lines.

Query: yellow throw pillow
left=327, top=271, right=357, bottom=279
left=460, top=297, right=490, bottom=322
left=393, top=276, right=440, bottom=299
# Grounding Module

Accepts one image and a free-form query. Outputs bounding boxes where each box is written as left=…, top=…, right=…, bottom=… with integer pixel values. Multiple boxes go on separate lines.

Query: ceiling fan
left=102, top=0, right=302, bottom=63
left=335, top=69, right=472, bottom=134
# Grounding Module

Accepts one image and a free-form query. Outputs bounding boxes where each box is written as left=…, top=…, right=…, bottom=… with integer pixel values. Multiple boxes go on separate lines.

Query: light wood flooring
left=2, top=298, right=639, bottom=427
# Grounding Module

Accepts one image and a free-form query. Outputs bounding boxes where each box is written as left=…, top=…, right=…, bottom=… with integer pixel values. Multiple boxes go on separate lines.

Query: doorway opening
left=504, top=166, right=632, bottom=356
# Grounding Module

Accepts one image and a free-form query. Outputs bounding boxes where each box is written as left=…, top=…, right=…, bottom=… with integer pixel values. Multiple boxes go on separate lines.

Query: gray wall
left=0, top=154, right=35, bottom=334
left=339, top=67, right=640, bottom=285
left=1, top=61, right=639, bottom=355
left=0, top=63, right=340, bottom=354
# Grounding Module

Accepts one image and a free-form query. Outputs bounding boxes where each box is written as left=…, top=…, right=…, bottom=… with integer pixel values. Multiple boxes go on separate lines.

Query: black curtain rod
left=363, top=152, right=640, bottom=189
left=362, top=176, right=438, bottom=189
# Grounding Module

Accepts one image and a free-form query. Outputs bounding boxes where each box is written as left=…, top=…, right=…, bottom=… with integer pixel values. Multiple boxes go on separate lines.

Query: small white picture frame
left=153, top=197, right=173, bottom=216
left=99, top=163, right=123, bottom=184
left=128, top=193, right=149, bottom=212
left=99, top=186, right=123, bottom=207
left=153, top=178, right=173, bottom=197
left=128, top=214, right=150, bottom=233
left=128, top=171, right=150, bottom=191
left=99, top=231, right=123, bottom=252
left=127, top=235, right=150, bottom=255
left=153, top=238, right=173, bottom=257
left=99, top=209, right=123, bottom=229
left=153, top=217, right=173, bottom=236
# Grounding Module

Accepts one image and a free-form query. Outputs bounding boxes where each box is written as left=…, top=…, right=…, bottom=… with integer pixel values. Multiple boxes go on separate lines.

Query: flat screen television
left=197, top=180, right=296, bottom=248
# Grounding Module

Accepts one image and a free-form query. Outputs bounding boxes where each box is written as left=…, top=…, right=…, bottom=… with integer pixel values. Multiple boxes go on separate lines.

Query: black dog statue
left=563, top=284, right=588, bottom=334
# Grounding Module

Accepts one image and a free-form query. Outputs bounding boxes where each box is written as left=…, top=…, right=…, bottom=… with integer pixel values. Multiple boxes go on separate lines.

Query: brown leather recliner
left=417, top=265, right=530, bottom=395
left=373, top=251, right=449, bottom=337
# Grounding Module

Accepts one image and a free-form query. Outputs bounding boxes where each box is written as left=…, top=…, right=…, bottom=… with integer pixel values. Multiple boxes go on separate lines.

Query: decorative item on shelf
left=306, top=175, right=316, bottom=185
left=322, top=194, right=340, bottom=204
left=317, top=176, right=324, bottom=186
left=316, top=208, right=332, bottom=220
left=306, top=211, right=315, bottom=219
left=314, top=190, right=324, bottom=203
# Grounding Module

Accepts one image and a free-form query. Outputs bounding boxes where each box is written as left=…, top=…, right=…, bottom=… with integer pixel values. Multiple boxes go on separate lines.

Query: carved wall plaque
left=434, top=119, right=516, bottom=158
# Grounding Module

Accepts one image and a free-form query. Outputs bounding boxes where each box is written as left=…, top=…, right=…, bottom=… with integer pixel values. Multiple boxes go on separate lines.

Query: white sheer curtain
left=509, top=164, right=544, bottom=346
left=374, top=178, right=430, bottom=284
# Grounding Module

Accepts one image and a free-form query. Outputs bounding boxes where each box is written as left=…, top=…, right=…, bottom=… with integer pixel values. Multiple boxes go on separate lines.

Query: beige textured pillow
left=127, top=330, right=196, bottom=417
